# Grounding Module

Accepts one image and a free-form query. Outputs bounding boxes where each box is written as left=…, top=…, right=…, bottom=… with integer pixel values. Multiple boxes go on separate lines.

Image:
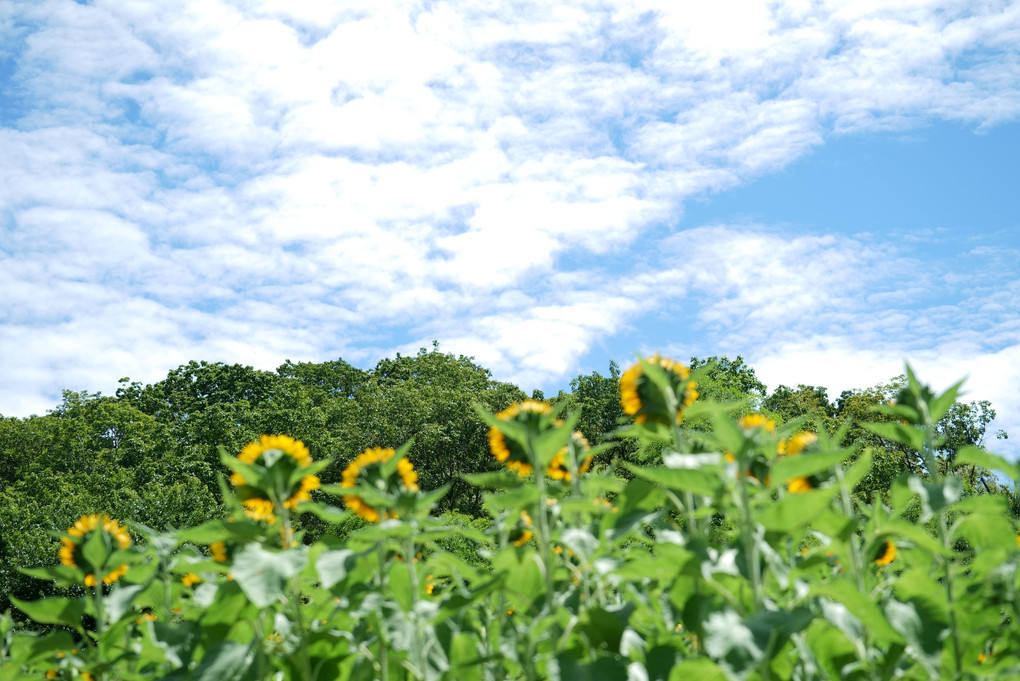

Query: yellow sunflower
left=620, top=355, right=698, bottom=426
left=209, top=541, right=228, bottom=562
left=738, top=414, right=776, bottom=432
left=58, top=514, right=132, bottom=587
left=241, top=498, right=277, bottom=523
left=874, top=540, right=896, bottom=566
left=778, top=431, right=819, bottom=493
left=341, top=447, right=419, bottom=523
left=230, top=434, right=319, bottom=511
left=487, top=400, right=552, bottom=477
left=546, top=431, right=593, bottom=481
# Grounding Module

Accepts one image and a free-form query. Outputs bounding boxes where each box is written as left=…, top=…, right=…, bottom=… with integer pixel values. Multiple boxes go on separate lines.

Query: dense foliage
left=0, top=348, right=1014, bottom=680
left=0, top=348, right=1007, bottom=615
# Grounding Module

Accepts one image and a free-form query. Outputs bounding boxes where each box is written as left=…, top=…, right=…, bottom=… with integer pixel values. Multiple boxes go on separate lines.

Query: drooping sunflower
left=487, top=400, right=552, bottom=477
left=778, top=431, right=820, bottom=493
left=341, top=447, right=419, bottom=523
left=546, top=431, right=593, bottom=481
left=510, top=510, right=534, bottom=547
left=58, top=514, right=132, bottom=587
left=620, top=355, right=698, bottom=426
left=873, top=540, right=896, bottom=566
left=230, top=434, right=320, bottom=515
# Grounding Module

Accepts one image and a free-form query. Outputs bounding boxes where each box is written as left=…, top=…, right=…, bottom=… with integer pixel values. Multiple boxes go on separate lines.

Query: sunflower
left=873, top=540, right=896, bottom=566
left=58, top=514, right=132, bottom=587
left=209, top=541, right=228, bottom=562
left=487, top=400, right=552, bottom=476
left=230, top=435, right=320, bottom=511
left=738, top=414, right=776, bottom=432
left=778, top=431, right=819, bottom=493
left=510, top=510, right=534, bottom=546
left=620, top=355, right=698, bottom=426
left=546, top=431, right=593, bottom=481
left=341, top=447, right=419, bottom=523
left=241, top=498, right=277, bottom=523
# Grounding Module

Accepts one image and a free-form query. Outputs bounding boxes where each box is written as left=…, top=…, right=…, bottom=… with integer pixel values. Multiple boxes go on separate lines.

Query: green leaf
left=461, top=470, right=526, bottom=490
left=907, top=475, right=963, bottom=522
left=316, top=549, right=357, bottom=589
left=448, top=632, right=484, bottom=681
left=104, top=583, right=146, bottom=624
left=386, top=561, right=413, bottom=613
left=492, top=547, right=544, bottom=614
left=230, top=544, right=308, bottom=608
left=151, top=620, right=201, bottom=668
left=758, top=488, right=839, bottom=533
left=624, top=463, right=724, bottom=498
left=577, top=603, right=634, bottom=652
left=81, top=521, right=110, bottom=573
left=840, top=450, right=873, bottom=491
left=10, top=597, right=85, bottom=632
left=18, top=565, right=85, bottom=587
left=189, top=641, right=255, bottom=681
left=928, top=378, right=965, bottom=424
left=772, top=450, right=849, bottom=483
left=954, top=446, right=1019, bottom=479
left=667, top=659, right=728, bottom=681
left=864, top=422, right=925, bottom=452
left=811, top=581, right=903, bottom=645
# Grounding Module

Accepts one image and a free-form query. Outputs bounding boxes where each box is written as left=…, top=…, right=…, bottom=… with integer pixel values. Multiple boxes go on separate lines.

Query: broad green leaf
left=104, top=583, right=146, bottom=624
left=493, top=547, right=544, bottom=614
left=151, top=620, right=201, bottom=667
left=624, top=463, right=724, bottom=498
left=448, top=632, right=484, bottom=681
left=811, top=581, right=903, bottom=645
left=18, top=565, right=84, bottom=586
left=461, top=470, right=526, bottom=490
left=10, top=597, right=85, bottom=632
left=230, top=544, right=308, bottom=608
left=758, top=488, right=839, bottom=533
left=864, top=422, right=925, bottom=452
left=840, top=450, right=873, bottom=491
left=387, top=561, right=413, bottom=613
left=906, top=476, right=963, bottom=522
left=316, top=549, right=356, bottom=589
left=954, top=446, right=1019, bottom=479
left=189, top=641, right=255, bottom=681
left=668, top=659, right=728, bottom=681
left=772, top=450, right=849, bottom=482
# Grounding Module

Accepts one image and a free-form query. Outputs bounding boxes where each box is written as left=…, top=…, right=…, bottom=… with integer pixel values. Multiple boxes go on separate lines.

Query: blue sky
left=1, top=0, right=1018, bottom=457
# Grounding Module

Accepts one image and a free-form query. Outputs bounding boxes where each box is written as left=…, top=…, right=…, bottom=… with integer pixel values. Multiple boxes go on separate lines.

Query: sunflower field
left=2, top=358, right=1019, bottom=680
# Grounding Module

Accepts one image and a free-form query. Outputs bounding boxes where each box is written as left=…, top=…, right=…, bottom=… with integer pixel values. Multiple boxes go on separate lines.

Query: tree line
left=0, top=345, right=1009, bottom=612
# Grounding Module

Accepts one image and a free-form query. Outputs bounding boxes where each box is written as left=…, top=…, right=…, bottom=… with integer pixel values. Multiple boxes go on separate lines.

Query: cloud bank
left=1, top=0, right=1018, bottom=452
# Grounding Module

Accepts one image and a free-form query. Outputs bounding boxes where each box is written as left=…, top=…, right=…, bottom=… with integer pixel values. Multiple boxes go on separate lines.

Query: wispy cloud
left=1, top=0, right=1018, bottom=453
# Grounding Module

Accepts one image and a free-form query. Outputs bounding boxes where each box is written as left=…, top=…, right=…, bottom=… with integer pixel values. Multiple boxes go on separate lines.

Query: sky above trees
left=1, top=0, right=1018, bottom=457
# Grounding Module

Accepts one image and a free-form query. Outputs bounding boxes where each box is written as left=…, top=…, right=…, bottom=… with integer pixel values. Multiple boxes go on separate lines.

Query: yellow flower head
left=181, top=573, right=202, bottom=587
left=209, top=541, right=228, bottom=562
left=620, top=355, right=698, bottom=426
left=546, top=431, right=593, bottom=481
left=59, top=514, right=132, bottom=587
left=340, top=447, right=419, bottom=523
left=779, top=431, right=818, bottom=456
left=488, top=400, right=552, bottom=476
left=738, top=414, right=776, bottom=433
left=238, top=434, right=312, bottom=467
left=232, top=435, right=319, bottom=511
left=778, top=432, right=820, bottom=493
left=874, top=540, right=896, bottom=566
left=241, top=498, right=277, bottom=524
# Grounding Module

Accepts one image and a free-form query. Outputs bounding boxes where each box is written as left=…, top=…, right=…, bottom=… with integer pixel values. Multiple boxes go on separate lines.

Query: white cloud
left=0, top=0, right=1018, bottom=464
